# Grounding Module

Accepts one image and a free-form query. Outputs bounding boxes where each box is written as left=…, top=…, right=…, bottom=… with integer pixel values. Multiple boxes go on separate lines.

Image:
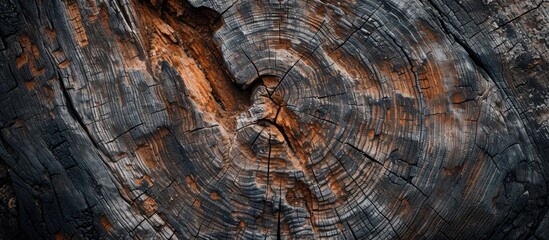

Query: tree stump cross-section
left=0, top=0, right=548, bottom=239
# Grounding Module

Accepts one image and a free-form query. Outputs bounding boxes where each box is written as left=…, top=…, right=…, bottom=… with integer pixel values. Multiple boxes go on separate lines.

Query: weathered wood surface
left=0, top=0, right=548, bottom=239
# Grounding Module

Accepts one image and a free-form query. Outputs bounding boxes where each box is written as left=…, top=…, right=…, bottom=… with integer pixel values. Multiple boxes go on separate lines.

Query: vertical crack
left=56, top=70, right=99, bottom=150
left=266, top=133, right=272, bottom=197
left=276, top=179, right=282, bottom=240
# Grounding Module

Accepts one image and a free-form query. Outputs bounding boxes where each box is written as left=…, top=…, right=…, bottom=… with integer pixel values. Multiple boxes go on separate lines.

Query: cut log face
left=0, top=0, right=548, bottom=239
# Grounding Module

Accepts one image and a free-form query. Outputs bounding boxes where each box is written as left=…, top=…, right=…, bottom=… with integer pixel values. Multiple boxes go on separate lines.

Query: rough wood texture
left=0, top=0, right=548, bottom=239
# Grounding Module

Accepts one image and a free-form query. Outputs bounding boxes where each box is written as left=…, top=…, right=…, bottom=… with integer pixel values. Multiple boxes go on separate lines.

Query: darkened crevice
left=168, top=0, right=222, bottom=30
left=257, top=119, right=295, bottom=153
left=451, top=33, right=495, bottom=81
left=241, top=75, right=266, bottom=107
left=56, top=70, right=107, bottom=158
left=235, top=75, right=281, bottom=112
